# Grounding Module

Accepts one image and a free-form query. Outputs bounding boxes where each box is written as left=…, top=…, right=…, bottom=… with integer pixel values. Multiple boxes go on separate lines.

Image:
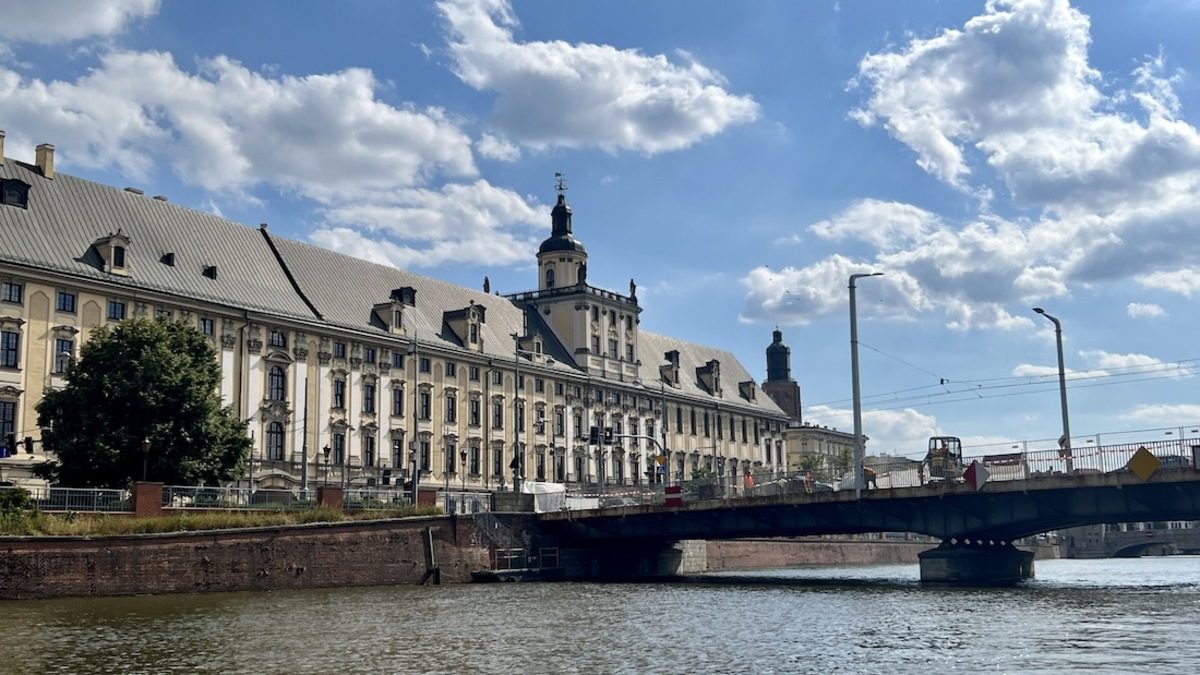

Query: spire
left=539, top=172, right=586, bottom=256
left=766, top=328, right=791, bottom=382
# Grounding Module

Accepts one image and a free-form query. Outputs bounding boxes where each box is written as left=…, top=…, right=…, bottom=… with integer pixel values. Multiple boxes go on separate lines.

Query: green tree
left=35, top=318, right=250, bottom=487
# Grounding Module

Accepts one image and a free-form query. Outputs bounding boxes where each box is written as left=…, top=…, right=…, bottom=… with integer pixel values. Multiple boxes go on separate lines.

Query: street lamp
left=322, top=444, right=331, bottom=487
left=511, top=332, right=525, bottom=494
left=460, top=447, right=468, bottom=495
left=1033, top=307, right=1073, bottom=473
left=849, top=272, right=883, bottom=499
left=141, top=437, right=151, bottom=481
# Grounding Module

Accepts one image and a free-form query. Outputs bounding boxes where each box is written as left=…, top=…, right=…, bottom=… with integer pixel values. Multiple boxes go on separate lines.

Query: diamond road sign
left=1127, top=446, right=1161, bottom=480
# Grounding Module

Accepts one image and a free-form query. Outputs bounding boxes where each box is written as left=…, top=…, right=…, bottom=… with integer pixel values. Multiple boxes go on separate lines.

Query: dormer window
left=469, top=322, right=479, bottom=343
left=268, top=329, right=287, bottom=349
left=1, top=180, right=29, bottom=209
left=203, top=265, right=218, bottom=279
left=91, top=229, right=132, bottom=276
left=113, top=246, right=126, bottom=268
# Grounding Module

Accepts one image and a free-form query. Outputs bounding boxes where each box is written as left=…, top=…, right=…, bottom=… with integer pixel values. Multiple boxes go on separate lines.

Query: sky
left=1, top=0, right=1198, bottom=457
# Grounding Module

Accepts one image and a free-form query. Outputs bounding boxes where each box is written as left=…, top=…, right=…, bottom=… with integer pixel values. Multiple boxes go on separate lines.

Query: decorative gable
left=738, top=380, right=757, bottom=401
left=696, top=359, right=721, bottom=396
left=373, top=287, right=418, bottom=336
left=444, top=301, right=486, bottom=351
left=659, top=350, right=681, bottom=387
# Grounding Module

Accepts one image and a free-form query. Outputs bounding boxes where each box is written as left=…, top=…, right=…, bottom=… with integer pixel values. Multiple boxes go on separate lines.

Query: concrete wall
left=0, top=516, right=489, bottom=600
left=704, top=538, right=929, bottom=571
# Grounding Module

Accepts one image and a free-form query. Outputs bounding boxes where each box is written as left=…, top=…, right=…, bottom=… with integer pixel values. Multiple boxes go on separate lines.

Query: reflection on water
left=2, top=557, right=1199, bottom=674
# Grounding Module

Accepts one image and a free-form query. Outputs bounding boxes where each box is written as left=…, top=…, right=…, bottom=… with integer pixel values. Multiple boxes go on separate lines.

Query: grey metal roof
left=0, top=158, right=317, bottom=320
left=638, top=331, right=786, bottom=417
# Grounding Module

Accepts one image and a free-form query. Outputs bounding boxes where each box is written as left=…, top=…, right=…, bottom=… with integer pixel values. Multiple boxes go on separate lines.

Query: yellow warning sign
left=1127, top=446, right=1161, bottom=480
left=656, top=454, right=667, bottom=466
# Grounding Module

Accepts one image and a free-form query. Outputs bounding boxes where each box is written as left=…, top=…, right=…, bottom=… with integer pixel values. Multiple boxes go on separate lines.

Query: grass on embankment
left=0, top=506, right=443, bottom=537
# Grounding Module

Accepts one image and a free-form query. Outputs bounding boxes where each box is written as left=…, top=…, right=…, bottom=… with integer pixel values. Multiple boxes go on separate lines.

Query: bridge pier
left=560, top=540, right=707, bottom=580
left=919, top=542, right=1034, bottom=583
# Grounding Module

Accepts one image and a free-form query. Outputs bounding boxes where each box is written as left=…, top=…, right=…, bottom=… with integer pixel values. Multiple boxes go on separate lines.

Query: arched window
left=268, top=365, right=287, bottom=401
left=266, top=422, right=285, bottom=460
left=545, top=267, right=555, bottom=288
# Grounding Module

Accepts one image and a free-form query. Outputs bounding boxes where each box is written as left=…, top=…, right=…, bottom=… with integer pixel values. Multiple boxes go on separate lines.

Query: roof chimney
left=35, top=143, right=55, bottom=179
left=0, top=130, right=6, bottom=163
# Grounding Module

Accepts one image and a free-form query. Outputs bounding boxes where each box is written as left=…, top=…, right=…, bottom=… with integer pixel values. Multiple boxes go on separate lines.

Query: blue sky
left=2, top=0, right=1198, bottom=456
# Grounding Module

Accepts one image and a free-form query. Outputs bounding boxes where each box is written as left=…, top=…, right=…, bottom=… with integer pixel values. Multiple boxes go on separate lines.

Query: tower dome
left=538, top=193, right=587, bottom=255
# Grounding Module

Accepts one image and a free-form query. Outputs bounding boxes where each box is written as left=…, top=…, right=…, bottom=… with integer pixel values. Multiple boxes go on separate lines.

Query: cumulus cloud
left=476, top=132, right=520, bottom=161
left=1126, top=302, right=1166, bottom=318
left=1012, top=348, right=1191, bottom=381
left=0, top=48, right=549, bottom=268
left=804, top=404, right=940, bottom=457
left=438, top=0, right=758, bottom=154
left=1122, top=403, right=1200, bottom=426
left=0, top=0, right=158, bottom=44
left=745, top=0, right=1200, bottom=330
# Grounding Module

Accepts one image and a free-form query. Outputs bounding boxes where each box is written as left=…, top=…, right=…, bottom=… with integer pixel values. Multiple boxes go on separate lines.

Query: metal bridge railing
left=2, top=485, right=132, bottom=513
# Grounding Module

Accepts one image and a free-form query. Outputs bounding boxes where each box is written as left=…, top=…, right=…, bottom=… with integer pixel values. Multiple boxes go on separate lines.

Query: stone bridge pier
left=918, top=541, right=1035, bottom=582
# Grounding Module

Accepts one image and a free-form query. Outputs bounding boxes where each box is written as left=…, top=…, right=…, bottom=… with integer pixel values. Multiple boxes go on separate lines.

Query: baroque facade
left=0, top=133, right=789, bottom=492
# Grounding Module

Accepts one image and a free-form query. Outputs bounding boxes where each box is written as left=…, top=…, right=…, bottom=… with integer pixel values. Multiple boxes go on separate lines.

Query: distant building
left=0, top=132, right=789, bottom=490
left=762, top=328, right=858, bottom=478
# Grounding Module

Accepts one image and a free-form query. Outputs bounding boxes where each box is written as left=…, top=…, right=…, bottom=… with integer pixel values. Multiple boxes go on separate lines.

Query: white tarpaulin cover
left=522, top=481, right=567, bottom=513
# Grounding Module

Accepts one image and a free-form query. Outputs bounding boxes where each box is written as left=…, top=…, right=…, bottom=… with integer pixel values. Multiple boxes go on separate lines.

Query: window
left=614, top=457, right=624, bottom=484
left=419, top=390, right=432, bottom=420
left=491, top=370, right=502, bottom=385
left=554, top=409, right=565, bottom=436
left=200, top=317, right=215, bottom=337
left=419, top=357, right=431, bottom=373
left=573, top=410, right=583, bottom=438
left=419, top=439, right=431, bottom=471
left=469, top=442, right=481, bottom=475
left=0, top=400, right=15, bottom=439
left=469, top=366, right=480, bottom=381
left=469, top=398, right=481, bottom=426
left=155, top=308, right=171, bottom=321
left=491, top=399, right=504, bottom=429
left=675, top=407, right=683, bottom=432
left=536, top=450, right=546, bottom=481
left=625, top=315, right=633, bottom=331
left=268, top=366, right=287, bottom=401
left=269, top=330, right=287, bottom=348
left=112, top=246, right=126, bottom=268
left=689, top=409, right=697, bottom=436
left=492, top=443, right=503, bottom=476
left=535, top=378, right=545, bottom=393
left=2, top=180, right=29, bottom=208
left=266, top=422, right=285, bottom=461
left=445, top=392, right=457, bottom=423
left=716, top=414, right=723, bottom=440
left=626, top=344, right=634, bottom=362
left=554, top=382, right=564, bottom=396
left=753, top=420, right=760, bottom=444
left=591, top=335, right=600, bottom=354
left=54, top=338, right=74, bottom=374
left=1, top=280, right=22, bottom=304
left=392, top=436, right=405, bottom=469
left=741, top=419, right=748, bottom=443
left=704, top=412, right=711, bottom=438
left=363, top=435, right=376, bottom=467
left=517, top=376, right=525, bottom=391
left=391, top=386, right=405, bottom=417
left=364, top=347, right=376, bottom=364
left=545, top=267, right=555, bottom=288
left=446, top=440, right=457, bottom=474
left=0, top=331, right=19, bottom=369
left=332, top=378, right=346, bottom=409
left=445, top=361, right=457, bottom=378
left=468, top=323, right=479, bottom=343
left=764, top=440, right=772, bottom=463
left=363, top=380, right=377, bottom=414
left=333, top=341, right=347, bottom=358
left=608, top=339, right=618, bottom=359
left=392, top=351, right=405, bottom=368
left=516, top=402, right=525, bottom=430
left=333, top=432, right=346, bottom=464
left=56, top=291, right=76, bottom=314
left=646, top=419, right=655, bottom=441
left=591, top=306, right=599, bottom=322
left=107, top=299, right=126, bottom=321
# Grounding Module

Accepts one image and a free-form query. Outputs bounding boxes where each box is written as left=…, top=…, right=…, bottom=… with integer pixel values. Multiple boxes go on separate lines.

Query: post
left=1033, top=308, right=1072, bottom=473
left=512, top=332, right=523, bottom=494
left=849, top=272, right=882, bottom=499
left=300, top=385, right=309, bottom=498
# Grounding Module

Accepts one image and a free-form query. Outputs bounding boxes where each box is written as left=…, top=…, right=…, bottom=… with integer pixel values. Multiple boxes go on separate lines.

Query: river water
left=3, top=557, right=1199, bottom=674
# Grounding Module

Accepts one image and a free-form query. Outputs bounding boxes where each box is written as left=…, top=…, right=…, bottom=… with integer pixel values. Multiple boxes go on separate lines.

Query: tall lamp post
left=141, top=437, right=151, bottom=481
left=322, top=444, right=331, bottom=487
left=849, top=271, right=883, bottom=499
left=510, top=332, right=525, bottom=494
left=1033, top=307, right=1073, bottom=473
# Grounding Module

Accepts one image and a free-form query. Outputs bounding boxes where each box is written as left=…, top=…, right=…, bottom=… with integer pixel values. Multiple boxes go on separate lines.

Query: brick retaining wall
left=0, top=516, right=489, bottom=600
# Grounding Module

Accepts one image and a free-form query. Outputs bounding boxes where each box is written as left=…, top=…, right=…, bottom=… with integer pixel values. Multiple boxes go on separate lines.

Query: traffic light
left=588, top=426, right=600, bottom=445
left=23, top=436, right=34, bottom=454
left=603, top=427, right=614, bottom=445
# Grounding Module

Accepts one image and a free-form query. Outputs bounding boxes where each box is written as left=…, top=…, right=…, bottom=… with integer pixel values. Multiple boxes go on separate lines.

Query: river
left=3, top=557, right=1198, bottom=674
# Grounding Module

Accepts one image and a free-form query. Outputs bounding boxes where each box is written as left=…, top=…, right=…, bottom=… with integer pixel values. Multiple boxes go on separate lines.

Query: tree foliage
left=36, top=318, right=250, bottom=488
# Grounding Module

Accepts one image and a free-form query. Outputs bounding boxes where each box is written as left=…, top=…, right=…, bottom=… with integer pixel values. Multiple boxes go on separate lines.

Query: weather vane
left=554, top=172, right=568, bottom=196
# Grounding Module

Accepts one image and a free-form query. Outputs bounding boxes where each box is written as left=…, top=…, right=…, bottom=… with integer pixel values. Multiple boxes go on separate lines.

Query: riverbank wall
left=0, top=516, right=489, bottom=600
left=700, top=537, right=1060, bottom=571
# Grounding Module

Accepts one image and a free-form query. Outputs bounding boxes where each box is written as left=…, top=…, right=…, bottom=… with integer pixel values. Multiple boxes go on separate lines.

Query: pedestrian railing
left=343, top=488, right=412, bottom=511
left=1, top=485, right=131, bottom=512
left=439, top=491, right=491, bottom=515
left=162, top=486, right=309, bottom=510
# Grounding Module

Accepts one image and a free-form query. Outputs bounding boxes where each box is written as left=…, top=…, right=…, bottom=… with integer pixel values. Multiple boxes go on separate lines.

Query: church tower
left=536, top=177, right=588, bottom=291
left=762, top=329, right=802, bottom=422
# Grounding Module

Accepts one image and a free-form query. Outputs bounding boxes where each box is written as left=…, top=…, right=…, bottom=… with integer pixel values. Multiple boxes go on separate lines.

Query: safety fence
left=0, top=484, right=415, bottom=514
left=0, top=485, right=131, bottom=513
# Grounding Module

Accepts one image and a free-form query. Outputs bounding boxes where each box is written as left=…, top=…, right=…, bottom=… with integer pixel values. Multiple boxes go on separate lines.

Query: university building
left=0, top=132, right=789, bottom=491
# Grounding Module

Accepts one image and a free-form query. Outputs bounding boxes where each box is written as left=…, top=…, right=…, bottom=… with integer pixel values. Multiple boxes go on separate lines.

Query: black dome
left=539, top=233, right=587, bottom=254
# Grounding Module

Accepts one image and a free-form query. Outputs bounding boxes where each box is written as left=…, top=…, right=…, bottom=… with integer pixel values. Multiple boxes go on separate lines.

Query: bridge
left=530, top=437, right=1200, bottom=582
left=1065, top=524, right=1200, bottom=558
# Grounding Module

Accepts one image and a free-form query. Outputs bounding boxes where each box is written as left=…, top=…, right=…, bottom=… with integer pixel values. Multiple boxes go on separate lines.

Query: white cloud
left=1137, top=268, right=1200, bottom=297
left=1012, top=349, right=1192, bottom=380
left=0, top=48, right=549, bottom=269
left=1123, top=302, right=1161, bottom=317
left=0, top=0, right=158, bottom=45
left=476, top=132, right=520, bottom=161
left=804, top=404, right=940, bottom=458
left=745, top=0, right=1200, bottom=331
left=438, top=0, right=758, bottom=154
left=1011, top=363, right=1108, bottom=379
left=1122, top=403, right=1200, bottom=426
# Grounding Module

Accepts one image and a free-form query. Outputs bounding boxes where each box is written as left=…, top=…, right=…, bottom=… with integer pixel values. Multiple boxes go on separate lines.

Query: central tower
left=537, top=178, right=588, bottom=290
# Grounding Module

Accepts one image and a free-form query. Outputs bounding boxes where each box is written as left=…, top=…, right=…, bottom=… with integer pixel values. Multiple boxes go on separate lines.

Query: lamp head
left=1033, top=307, right=1045, bottom=315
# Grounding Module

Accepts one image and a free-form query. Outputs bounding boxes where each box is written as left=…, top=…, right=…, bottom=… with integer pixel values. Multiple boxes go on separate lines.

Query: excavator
left=924, top=436, right=963, bottom=483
